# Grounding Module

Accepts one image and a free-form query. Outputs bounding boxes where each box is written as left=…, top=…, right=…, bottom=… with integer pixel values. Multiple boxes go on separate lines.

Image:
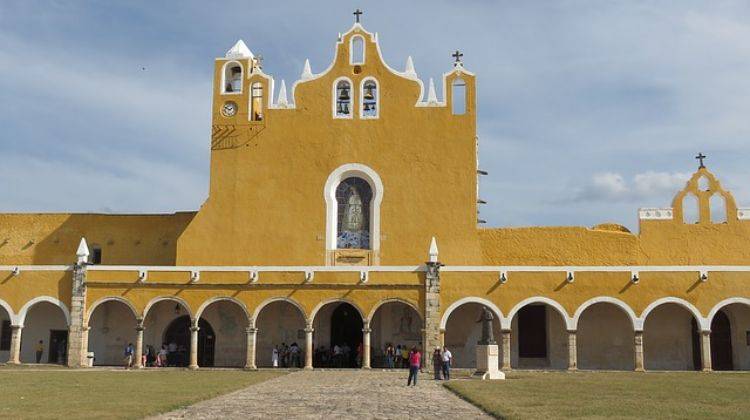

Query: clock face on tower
left=222, top=101, right=238, bottom=117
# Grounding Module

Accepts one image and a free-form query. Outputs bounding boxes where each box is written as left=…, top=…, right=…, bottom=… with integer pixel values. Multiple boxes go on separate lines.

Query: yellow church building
left=1, top=17, right=749, bottom=373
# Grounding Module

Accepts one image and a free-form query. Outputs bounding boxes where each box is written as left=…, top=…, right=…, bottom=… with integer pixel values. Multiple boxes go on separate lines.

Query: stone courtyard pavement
left=154, top=370, right=490, bottom=419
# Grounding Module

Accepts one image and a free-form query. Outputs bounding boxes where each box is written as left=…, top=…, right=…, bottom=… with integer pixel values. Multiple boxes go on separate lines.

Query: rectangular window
left=92, top=248, right=102, bottom=265
left=518, top=305, right=547, bottom=358
left=0, top=320, right=11, bottom=351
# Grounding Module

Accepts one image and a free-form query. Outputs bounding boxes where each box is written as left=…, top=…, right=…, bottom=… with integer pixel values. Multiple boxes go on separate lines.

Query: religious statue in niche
left=393, top=306, right=419, bottom=340
left=336, top=177, right=372, bottom=249
left=476, top=307, right=496, bottom=345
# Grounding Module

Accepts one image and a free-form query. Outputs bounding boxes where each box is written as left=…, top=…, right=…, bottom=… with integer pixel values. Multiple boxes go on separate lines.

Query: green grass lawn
left=445, top=371, right=750, bottom=419
left=0, top=367, right=283, bottom=419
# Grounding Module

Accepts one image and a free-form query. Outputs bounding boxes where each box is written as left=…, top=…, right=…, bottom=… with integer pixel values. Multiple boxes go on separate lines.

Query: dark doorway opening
left=691, top=318, right=701, bottom=370
left=163, top=316, right=215, bottom=367
left=711, top=310, right=733, bottom=371
left=48, top=330, right=68, bottom=364
left=518, top=305, right=547, bottom=358
left=330, top=303, right=363, bottom=368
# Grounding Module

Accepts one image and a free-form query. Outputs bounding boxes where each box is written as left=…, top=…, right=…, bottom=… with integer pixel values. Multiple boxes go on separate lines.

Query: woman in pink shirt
left=407, top=347, right=421, bottom=386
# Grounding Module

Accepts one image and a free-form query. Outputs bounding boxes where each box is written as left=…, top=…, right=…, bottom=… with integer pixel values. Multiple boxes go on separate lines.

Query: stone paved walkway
left=153, top=370, right=489, bottom=419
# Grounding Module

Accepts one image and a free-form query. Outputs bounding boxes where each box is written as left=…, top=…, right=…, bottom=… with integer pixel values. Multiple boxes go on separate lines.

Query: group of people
left=313, top=342, right=363, bottom=368
left=271, top=342, right=303, bottom=368
left=123, top=342, right=184, bottom=368
left=382, top=344, right=417, bottom=368
left=404, top=346, right=453, bottom=386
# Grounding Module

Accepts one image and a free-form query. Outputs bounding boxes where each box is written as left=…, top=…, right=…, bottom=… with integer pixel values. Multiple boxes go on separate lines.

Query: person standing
left=272, top=345, right=279, bottom=367
left=432, top=348, right=443, bottom=380
left=124, top=342, right=134, bottom=369
left=407, top=347, right=421, bottom=386
left=35, top=340, right=44, bottom=363
left=386, top=344, right=394, bottom=368
left=441, top=347, right=453, bottom=380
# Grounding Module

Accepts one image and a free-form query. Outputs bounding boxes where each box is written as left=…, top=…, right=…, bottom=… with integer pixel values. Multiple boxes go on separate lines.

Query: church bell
left=339, top=86, right=350, bottom=101
left=364, top=84, right=375, bottom=100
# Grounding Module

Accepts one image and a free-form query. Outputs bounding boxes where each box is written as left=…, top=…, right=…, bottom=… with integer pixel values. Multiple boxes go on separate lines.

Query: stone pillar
left=189, top=324, right=199, bottom=369
left=567, top=330, right=577, bottom=371
left=501, top=330, right=511, bottom=370
left=134, top=320, right=145, bottom=369
left=439, top=328, right=446, bottom=348
left=305, top=326, right=314, bottom=369
left=8, top=325, right=23, bottom=364
left=700, top=330, right=712, bottom=372
left=245, top=326, right=257, bottom=370
left=66, top=262, right=88, bottom=367
left=634, top=330, right=645, bottom=372
left=362, top=325, right=371, bottom=369
left=422, top=260, right=442, bottom=373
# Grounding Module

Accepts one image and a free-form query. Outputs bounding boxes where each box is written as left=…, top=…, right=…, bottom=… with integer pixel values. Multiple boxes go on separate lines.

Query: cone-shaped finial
left=301, top=59, right=313, bottom=80
left=404, top=56, right=416, bottom=77
left=225, top=39, right=253, bottom=59
left=76, top=237, right=90, bottom=264
left=427, top=78, right=438, bottom=104
left=428, top=237, right=439, bottom=263
left=277, top=80, right=289, bottom=107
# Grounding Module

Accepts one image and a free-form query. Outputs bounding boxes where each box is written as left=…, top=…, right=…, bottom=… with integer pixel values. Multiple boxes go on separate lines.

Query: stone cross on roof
left=695, top=152, right=707, bottom=168
left=353, top=9, right=363, bottom=23
left=452, top=50, right=463, bottom=65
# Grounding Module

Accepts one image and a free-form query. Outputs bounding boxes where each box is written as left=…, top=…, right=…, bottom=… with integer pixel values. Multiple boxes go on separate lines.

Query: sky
left=1, top=1, right=749, bottom=232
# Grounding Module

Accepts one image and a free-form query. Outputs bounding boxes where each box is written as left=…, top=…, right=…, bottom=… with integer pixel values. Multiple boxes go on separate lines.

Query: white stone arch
left=0, top=298, right=17, bottom=325
left=505, top=296, right=573, bottom=331
left=439, top=297, right=504, bottom=330
left=707, top=297, right=750, bottom=326
left=324, top=163, right=384, bottom=257
left=332, top=76, right=354, bottom=119
left=142, top=296, right=193, bottom=321
left=221, top=60, right=244, bottom=94
left=195, top=297, right=250, bottom=323
left=310, top=298, right=366, bottom=325
left=85, top=296, right=139, bottom=326
left=641, top=297, right=707, bottom=331
left=17, top=296, right=71, bottom=327
left=359, top=76, right=379, bottom=119
left=253, top=296, right=309, bottom=328
left=367, top=298, right=422, bottom=324
left=572, top=297, right=639, bottom=331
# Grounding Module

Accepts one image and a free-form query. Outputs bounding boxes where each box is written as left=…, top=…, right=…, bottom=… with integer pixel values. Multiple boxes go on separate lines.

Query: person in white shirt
left=272, top=346, right=279, bottom=367
left=441, top=347, right=453, bottom=380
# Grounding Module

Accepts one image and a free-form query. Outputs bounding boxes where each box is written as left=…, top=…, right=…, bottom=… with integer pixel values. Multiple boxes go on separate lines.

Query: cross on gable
left=452, top=50, right=463, bottom=65
left=695, top=153, right=707, bottom=168
left=353, top=9, right=363, bottom=23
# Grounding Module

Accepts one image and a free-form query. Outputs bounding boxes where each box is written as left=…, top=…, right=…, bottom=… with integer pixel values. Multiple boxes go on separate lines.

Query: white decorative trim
left=332, top=76, right=354, bottom=119
left=225, top=39, right=253, bottom=59
left=324, top=163, right=384, bottom=259
left=0, top=265, right=75, bottom=272
left=275, top=79, right=290, bottom=108
left=86, top=265, right=421, bottom=272
left=707, top=297, right=750, bottom=325
left=572, top=297, right=639, bottom=330
left=309, top=298, right=365, bottom=324
left=85, top=296, right=139, bottom=326
left=428, top=237, right=438, bottom=263
left=640, top=297, right=707, bottom=330
left=639, top=207, right=674, bottom=220
left=0, top=298, right=17, bottom=325
left=439, top=297, right=504, bottom=330
left=423, top=77, right=441, bottom=106
left=17, top=296, right=71, bottom=327
left=367, top=298, right=422, bottom=324
left=142, top=296, right=193, bottom=319
left=76, top=237, right=90, bottom=264
left=194, top=296, right=250, bottom=321
left=403, top=56, right=417, bottom=79
left=358, top=77, right=379, bottom=119
left=439, top=265, right=750, bottom=272
left=349, top=34, right=365, bottom=65
left=252, top=297, right=308, bottom=326
left=505, top=296, right=573, bottom=330
left=300, top=59, right=313, bottom=80
left=738, top=208, right=750, bottom=220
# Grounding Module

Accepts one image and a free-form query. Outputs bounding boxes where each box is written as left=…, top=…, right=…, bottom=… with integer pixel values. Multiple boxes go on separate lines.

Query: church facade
left=1, top=19, right=750, bottom=372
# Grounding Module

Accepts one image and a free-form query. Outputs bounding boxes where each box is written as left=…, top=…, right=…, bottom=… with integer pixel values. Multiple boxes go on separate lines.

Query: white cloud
left=569, top=171, right=690, bottom=204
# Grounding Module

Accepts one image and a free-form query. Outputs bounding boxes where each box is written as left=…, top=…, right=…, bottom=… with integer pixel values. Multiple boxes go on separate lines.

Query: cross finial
left=254, top=54, right=263, bottom=69
left=353, top=9, right=363, bottom=23
left=695, top=152, right=707, bottom=168
left=452, top=50, right=463, bottom=65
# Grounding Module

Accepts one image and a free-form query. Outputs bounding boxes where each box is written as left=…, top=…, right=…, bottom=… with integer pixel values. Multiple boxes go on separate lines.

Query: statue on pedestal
left=476, top=307, right=496, bottom=345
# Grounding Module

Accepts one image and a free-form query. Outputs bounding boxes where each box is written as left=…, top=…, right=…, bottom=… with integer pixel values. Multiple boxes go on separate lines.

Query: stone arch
left=310, top=298, right=366, bottom=324
left=86, top=296, right=138, bottom=327
left=195, top=297, right=250, bottom=323
left=18, top=296, right=71, bottom=327
left=253, top=297, right=308, bottom=326
left=195, top=297, right=250, bottom=368
left=707, top=297, right=750, bottom=325
left=641, top=297, right=706, bottom=330
left=440, top=297, right=503, bottom=330
left=368, top=298, right=423, bottom=368
left=0, top=297, right=17, bottom=325
left=367, top=298, right=421, bottom=324
left=255, top=297, right=309, bottom=368
left=311, top=298, right=365, bottom=368
left=143, top=296, right=193, bottom=321
left=505, top=296, right=572, bottom=330
left=572, top=297, right=638, bottom=330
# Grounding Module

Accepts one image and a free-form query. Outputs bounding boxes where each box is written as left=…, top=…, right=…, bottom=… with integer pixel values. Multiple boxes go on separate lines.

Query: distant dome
left=592, top=223, right=631, bottom=233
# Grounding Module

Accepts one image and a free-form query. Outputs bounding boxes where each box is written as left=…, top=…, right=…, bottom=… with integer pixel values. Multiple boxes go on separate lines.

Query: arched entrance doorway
left=711, top=310, right=733, bottom=371
left=644, top=303, right=701, bottom=370
left=256, top=300, right=307, bottom=368
left=369, top=301, right=422, bottom=368
left=20, top=301, right=69, bottom=364
left=510, top=303, right=567, bottom=369
left=313, top=301, right=363, bottom=368
left=443, top=302, right=502, bottom=369
left=577, top=303, right=635, bottom=370
left=87, top=299, right=137, bottom=366
left=197, top=300, right=248, bottom=367
left=163, top=316, right=215, bottom=367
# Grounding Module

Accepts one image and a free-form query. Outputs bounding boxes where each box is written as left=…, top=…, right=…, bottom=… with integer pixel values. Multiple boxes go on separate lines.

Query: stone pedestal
left=473, top=344, right=505, bottom=380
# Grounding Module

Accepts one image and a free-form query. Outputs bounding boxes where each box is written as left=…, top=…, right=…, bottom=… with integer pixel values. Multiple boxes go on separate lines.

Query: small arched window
left=334, top=79, right=352, bottom=118
left=698, top=176, right=710, bottom=191
left=223, top=62, right=243, bottom=94
left=710, top=194, right=727, bottom=224
left=361, top=79, right=378, bottom=118
left=350, top=36, right=365, bottom=65
left=451, top=78, right=466, bottom=115
left=683, top=193, right=699, bottom=224
left=336, top=177, right=372, bottom=249
left=250, top=82, right=263, bottom=121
